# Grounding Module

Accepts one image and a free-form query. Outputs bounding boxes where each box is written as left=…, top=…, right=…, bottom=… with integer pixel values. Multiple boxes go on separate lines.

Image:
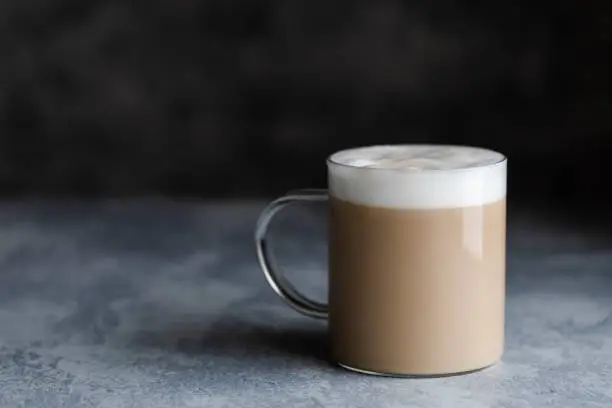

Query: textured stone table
left=0, top=200, right=610, bottom=407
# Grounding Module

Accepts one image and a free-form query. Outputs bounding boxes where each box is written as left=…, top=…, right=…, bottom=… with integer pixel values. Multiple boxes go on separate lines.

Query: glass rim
left=326, top=144, right=507, bottom=173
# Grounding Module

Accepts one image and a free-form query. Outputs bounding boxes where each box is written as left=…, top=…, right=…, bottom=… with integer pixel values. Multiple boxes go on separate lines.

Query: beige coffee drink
left=328, top=145, right=507, bottom=375
left=255, top=144, right=507, bottom=377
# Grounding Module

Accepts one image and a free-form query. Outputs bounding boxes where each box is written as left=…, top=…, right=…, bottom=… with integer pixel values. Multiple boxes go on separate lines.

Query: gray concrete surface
left=0, top=200, right=610, bottom=407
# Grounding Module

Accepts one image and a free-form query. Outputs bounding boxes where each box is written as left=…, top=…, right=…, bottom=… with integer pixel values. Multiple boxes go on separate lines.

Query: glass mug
left=255, top=145, right=507, bottom=376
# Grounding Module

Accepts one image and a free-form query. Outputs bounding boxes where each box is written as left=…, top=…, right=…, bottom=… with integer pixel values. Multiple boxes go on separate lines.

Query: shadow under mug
left=255, top=145, right=508, bottom=377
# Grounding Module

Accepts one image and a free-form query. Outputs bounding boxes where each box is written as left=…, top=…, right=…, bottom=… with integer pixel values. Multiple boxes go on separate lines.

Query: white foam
left=328, top=145, right=506, bottom=209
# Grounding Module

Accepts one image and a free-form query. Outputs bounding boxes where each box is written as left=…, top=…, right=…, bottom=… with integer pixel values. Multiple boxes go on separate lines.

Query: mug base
left=337, top=361, right=497, bottom=378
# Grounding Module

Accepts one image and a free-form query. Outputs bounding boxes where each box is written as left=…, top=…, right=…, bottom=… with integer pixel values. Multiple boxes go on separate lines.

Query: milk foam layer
left=328, top=145, right=506, bottom=210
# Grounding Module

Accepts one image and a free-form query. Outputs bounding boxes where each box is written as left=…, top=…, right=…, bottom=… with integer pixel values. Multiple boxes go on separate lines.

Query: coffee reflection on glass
left=255, top=145, right=507, bottom=377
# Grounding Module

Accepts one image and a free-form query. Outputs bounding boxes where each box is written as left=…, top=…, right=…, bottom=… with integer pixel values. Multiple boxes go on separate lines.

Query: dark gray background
left=1, top=1, right=610, bottom=213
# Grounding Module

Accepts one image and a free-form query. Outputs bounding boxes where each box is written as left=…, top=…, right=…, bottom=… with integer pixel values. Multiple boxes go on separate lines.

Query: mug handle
left=255, top=189, right=329, bottom=319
